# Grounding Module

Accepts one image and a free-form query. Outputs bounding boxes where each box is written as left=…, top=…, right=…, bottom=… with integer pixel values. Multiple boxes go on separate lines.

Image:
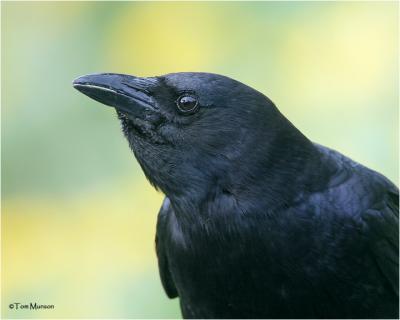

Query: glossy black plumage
left=73, top=72, right=399, bottom=319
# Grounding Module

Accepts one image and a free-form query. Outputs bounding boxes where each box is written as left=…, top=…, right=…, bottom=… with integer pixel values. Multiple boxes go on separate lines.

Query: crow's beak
left=72, top=73, right=158, bottom=116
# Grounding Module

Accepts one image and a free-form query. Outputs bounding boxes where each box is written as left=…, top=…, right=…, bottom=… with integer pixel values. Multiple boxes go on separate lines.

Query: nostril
left=122, top=81, right=153, bottom=94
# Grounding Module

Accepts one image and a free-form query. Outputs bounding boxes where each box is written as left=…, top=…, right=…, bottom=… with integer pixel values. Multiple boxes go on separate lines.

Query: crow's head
left=73, top=72, right=302, bottom=199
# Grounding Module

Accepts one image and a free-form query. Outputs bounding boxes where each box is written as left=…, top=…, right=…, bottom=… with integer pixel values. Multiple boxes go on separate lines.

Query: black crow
left=73, top=72, right=398, bottom=319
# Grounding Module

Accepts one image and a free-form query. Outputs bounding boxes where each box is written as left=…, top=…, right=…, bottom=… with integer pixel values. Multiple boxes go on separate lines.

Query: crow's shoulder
left=315, top=143, right=397, bottom=193
left=312, top=144, right=398, bottom=297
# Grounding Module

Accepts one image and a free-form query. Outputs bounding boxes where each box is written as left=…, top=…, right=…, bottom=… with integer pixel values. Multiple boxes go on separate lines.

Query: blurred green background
left=1, top=1, right=398, bottom=318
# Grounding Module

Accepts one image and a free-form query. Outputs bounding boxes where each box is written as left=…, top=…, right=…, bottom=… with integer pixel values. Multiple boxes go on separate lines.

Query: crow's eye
left=176, top=94, right=199, bottom=114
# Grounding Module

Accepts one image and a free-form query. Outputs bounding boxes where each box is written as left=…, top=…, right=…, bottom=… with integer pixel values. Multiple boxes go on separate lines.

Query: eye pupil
left=176, top=94, right=199, bottom=113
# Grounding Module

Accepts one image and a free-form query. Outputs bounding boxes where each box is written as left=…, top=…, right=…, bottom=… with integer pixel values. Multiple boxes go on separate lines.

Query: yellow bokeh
left=106, top=3, right=222, bottom=74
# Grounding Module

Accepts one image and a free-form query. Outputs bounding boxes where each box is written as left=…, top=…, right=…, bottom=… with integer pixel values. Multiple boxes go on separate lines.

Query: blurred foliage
left=1, top=2, right=398, bottom=318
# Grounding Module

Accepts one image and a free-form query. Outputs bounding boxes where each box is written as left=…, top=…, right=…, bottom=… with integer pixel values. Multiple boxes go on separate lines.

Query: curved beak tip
left=72, top=77, right=83, bottom=87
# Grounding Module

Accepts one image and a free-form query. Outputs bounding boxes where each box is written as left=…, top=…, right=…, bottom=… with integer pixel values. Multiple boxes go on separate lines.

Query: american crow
left=73, top=72, right=398, bottom=319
